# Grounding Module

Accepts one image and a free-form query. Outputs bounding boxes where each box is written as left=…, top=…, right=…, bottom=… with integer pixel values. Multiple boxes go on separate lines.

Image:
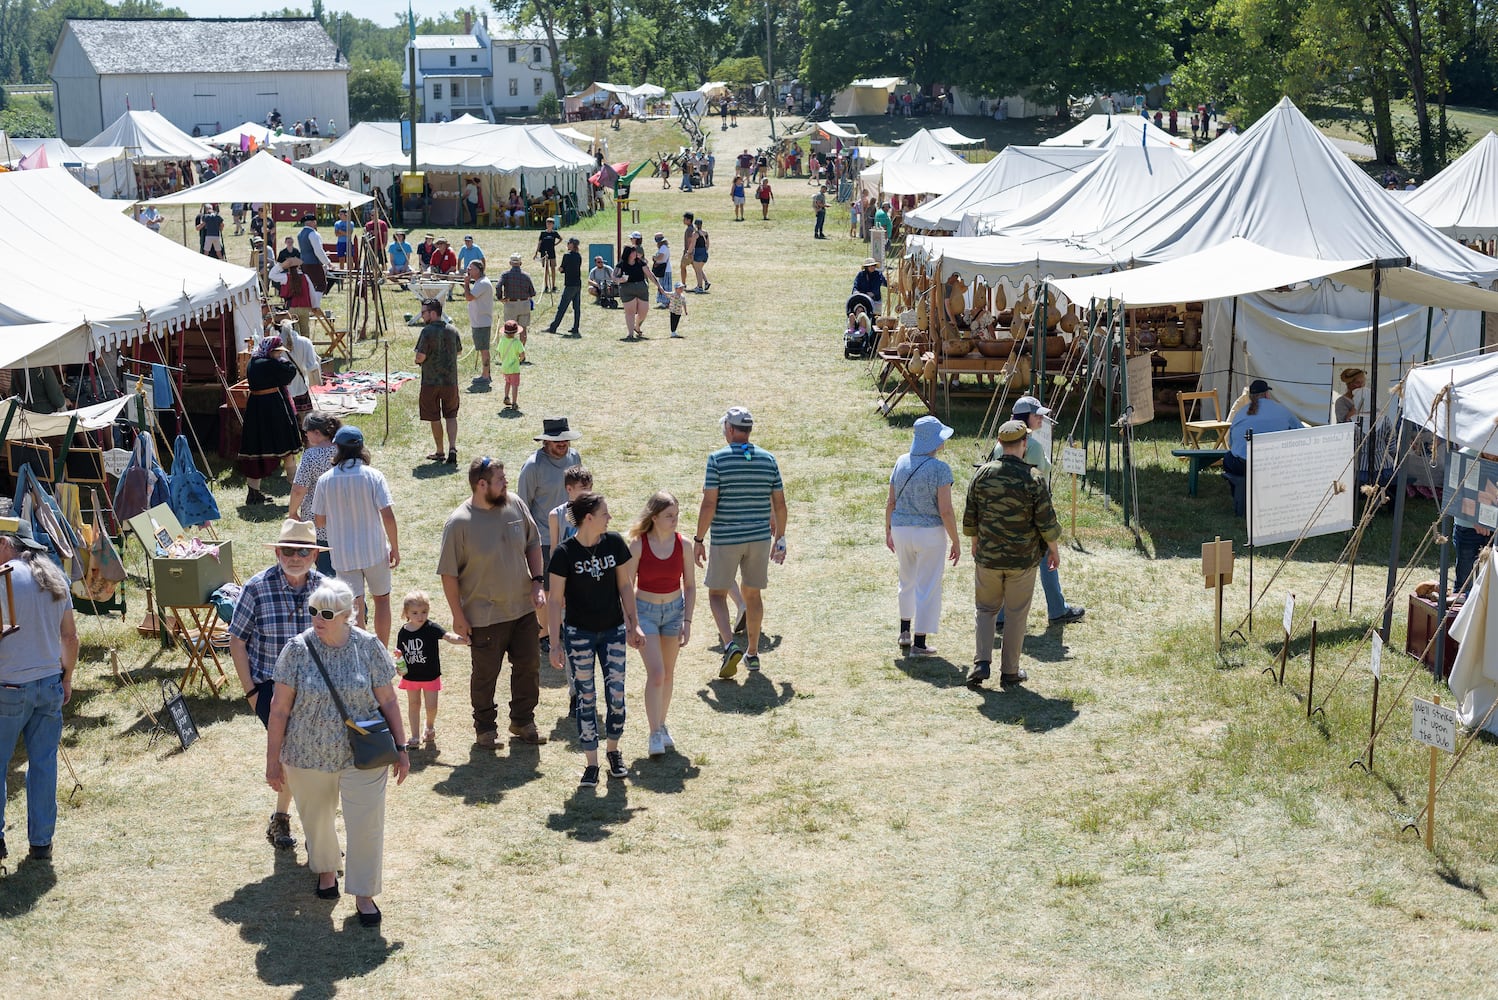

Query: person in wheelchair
left=588, top=256, right=619, bottom=308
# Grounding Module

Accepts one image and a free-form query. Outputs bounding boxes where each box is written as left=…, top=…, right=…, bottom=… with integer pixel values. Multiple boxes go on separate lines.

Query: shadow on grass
left=892, top=650, right=969, bottom=688
left=411, top=463, right=459, bottom=481
left=627, top=748, right=701, bottom=794
left=428, top=744, right=543, bottom=806
left=544, top=779, right=644, bottom=841
left=973, top=684, right=1080, bottom=733
left=0, top=853, right=56, bottom=916
left=697, top=670, right=795, bottom=714
left=212, top=849, right=402, bottom=999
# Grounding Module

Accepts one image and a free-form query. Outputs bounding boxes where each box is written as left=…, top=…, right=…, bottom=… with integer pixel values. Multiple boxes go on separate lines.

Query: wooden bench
left=1171, top=448, right=1228, bottom=497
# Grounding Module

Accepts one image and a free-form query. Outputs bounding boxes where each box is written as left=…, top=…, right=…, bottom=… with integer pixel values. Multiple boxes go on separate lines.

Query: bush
left=0, top=107, right=55, bottom=138
left=536, top=93, right=560, bottom=121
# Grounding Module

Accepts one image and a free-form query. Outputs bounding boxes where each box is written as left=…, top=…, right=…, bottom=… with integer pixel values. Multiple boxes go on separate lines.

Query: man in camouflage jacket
left=962, top=420, right=1061, bottom=686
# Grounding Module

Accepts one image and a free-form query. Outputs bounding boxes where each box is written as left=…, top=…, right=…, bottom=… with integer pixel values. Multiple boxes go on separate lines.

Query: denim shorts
left=636, top=594, right=684, bottom=636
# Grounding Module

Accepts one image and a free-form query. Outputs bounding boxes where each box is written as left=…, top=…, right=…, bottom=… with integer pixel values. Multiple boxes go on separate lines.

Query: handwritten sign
left=1061, top=447, right=1087, bottom=476
left=1125, top=353, right=1155, bottom=425
left=161, top=679, right=199, bottom=750
left=1370, top=634, right=1383, bottom=680
left=1411, top=697, right=1458, bottom=752
left=1282, top=593, right=1295, bottom=634
left=1248, top=423, right=1356, bottom=546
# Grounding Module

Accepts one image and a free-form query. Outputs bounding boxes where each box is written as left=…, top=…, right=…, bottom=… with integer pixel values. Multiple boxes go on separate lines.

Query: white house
left=49, top=17, right=349, bottom=146
left=404, top=15, right=556, bottom=121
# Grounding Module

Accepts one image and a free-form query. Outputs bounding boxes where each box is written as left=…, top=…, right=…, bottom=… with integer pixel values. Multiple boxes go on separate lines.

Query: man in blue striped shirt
left=692, top=407, right=787, bottom=678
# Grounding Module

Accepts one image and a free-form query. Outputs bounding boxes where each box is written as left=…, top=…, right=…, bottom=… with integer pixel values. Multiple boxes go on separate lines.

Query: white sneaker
left=648, top=728, right=665, bottom=758
left=660, top=724, right=675, bottom=751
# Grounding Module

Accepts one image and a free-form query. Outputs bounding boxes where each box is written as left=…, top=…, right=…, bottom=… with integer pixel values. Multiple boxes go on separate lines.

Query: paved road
left=1328, top=136, right=1377, bottom=160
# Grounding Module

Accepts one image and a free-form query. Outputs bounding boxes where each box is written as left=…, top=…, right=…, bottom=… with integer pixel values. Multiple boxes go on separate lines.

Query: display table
left=165, top=604, right=229, bottom=695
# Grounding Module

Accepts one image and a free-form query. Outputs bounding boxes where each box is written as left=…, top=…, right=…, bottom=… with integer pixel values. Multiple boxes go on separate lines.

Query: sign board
left=400, top=171, right=425, bottom=195
left=102, top=448, right=132, bottom=477
left=1061, top=446, right=1086, bottom=476
left=400, top=120, right=413, bottom=155
left=1282, top=593, right=1295, bottom=634
left=161, top=679, right=199, bottom=750
left=1124, top=353, right=1155, bottom=425
left=1444, top=450, right=1498, bottom=530
left=1411, top=697, right=1458, bottom=753
left=1247, top=423, right=1356, bottom=546
left=1370, top=634, right=1383, bottom=679
left=1032, top=420, right=1053, bottom=463
left=1201, top=539, right=1233, bottom=588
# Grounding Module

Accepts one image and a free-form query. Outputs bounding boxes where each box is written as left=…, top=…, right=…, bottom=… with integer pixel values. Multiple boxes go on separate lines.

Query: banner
left=1248, top=422, right=1356, bottom=545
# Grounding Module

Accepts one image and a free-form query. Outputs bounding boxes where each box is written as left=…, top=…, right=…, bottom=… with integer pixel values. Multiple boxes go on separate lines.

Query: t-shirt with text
left=548, top=532, right=632, bottom=633
left=396, top=621, right=446, bottom=682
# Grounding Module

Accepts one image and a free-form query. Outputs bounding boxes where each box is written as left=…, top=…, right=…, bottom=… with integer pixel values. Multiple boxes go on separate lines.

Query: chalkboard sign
left=160, top=679, right=199, bottom=750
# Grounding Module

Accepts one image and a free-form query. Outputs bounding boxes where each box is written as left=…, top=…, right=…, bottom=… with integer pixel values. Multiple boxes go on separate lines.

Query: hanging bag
left=168, top=434, right=220, bottom=528
left=302, top=632, right=400, bottom=770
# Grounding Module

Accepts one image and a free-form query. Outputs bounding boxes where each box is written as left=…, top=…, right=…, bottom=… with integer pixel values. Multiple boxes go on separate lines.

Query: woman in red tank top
left=627, top=491, right=696, bottom=758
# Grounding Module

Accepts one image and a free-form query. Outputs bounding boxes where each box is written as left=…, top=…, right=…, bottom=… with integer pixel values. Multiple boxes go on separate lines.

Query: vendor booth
left=0, top=137, right=137, bottom=199
left=87, top=109, right=218, bottom=199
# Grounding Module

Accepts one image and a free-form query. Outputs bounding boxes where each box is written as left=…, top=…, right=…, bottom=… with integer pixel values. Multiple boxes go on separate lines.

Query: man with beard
left=438, top=457, right=548, bottom=748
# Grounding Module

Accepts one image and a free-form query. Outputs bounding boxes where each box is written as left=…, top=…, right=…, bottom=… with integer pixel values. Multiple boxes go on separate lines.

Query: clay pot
left=1156, top=326, right=1183, bottom=349
left=942, top=338, right=975, bottom=357
left=1043, top=335, right=1068, bottom=358
left=996, top=309, right=1013, bottom=326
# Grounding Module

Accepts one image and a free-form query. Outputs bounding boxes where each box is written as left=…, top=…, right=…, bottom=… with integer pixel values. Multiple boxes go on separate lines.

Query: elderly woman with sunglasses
left=266, top=577, right=408, bottom=928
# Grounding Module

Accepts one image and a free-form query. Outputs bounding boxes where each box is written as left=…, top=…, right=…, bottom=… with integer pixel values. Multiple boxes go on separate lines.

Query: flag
left=408, top=2, right=416, bottom=41
left=240, top=134, right=250, bottom=152
left=18, top=148, right=47, bottom=170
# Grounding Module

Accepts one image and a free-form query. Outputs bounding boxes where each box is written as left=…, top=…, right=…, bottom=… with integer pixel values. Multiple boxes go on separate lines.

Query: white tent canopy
left=300, top=121, right=593, bottom=175
left=904, top=146, right=1102, bottom=232
left=87, top=109, right=217, bottom=161
left=1, top=137, right=137, bottom=199
left=906, top=234, right=1117, bottom=288
left=962, top=145, right=1195, bottom=241
left=1400, top=352, right=1498, bottom=455
left=885, top=129, right=968, bottom=166
left=698, top=82, right=729, bottom=99
left=451, top=112, right=486, bottom=124
left=204, top=121, right=272, bottom=146
left=1401, top=131, right=1498, bottom=240
left=0, top=169, right=259, bottom=363
left=144, top=150, right=374, bottom=208
left=859, top=128, right=976, bottom=196
left=929, top=126, right=983, bottom=147
left=833, top=77, right=903, bottom=117
left=553, top=126, right=594, bottom=145
left=815, top=121, right=867, bottom=142
left=1041, top=113, right=1191, bottom=152
left=1188, top=130, right=1240, bottom=171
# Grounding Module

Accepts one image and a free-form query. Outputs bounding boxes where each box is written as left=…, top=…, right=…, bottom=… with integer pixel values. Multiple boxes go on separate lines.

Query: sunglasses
left=277, top=546, right=315, bottom=557
left=307, top=606, right=342, bottom=620
left=479, top=456, right=494, bottom=471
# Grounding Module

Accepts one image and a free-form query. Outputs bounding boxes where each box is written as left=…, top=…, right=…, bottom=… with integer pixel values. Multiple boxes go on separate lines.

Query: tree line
left=3, top=0, right=1497, bottom=173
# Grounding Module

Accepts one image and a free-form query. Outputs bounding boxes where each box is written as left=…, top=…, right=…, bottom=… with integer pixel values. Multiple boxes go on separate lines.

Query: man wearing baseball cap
left=1225, top=378, right=1300, bottom=478
left=991, top=396, right=1085, bottom=627
left=498, top=252, right=537, bottom=350
left=544, top=237, right=584, bottom=336
left=963, top=419, right=1061, bottom=687
left=693, top=407, right=787, bottom=678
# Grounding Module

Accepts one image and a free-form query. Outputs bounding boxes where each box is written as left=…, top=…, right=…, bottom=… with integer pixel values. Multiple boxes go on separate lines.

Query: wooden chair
left=1178, top=390, right=1230, bottom=449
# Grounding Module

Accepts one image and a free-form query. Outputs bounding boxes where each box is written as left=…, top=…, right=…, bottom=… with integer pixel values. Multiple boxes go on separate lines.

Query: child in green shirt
left=498, top=319, right=526, bottom=410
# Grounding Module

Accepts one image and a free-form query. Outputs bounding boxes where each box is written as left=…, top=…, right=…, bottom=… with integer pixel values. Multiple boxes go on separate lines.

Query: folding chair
left=1177, top=390, right=1229, bottom=449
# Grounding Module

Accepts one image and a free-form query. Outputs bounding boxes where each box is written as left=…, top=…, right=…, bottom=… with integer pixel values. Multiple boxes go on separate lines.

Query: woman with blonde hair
left=266, top=578, right=407, bottom=927
left=627, top=492, right=696, bottom=757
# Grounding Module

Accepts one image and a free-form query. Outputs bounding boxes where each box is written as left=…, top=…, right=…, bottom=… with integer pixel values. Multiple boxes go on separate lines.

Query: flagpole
left=407, top=3, right=420, bottom=222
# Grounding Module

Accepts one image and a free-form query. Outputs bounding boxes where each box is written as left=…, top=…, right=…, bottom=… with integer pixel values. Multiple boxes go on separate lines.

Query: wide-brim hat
left=535, top=416, right=581, bottom=441
left=862, top=257, right=878, bottom=267
left=910, top=415, right=954, bottom=455
left=5, top=520, right=48, bottom=552
left=263, top=518, right=330, bottom=551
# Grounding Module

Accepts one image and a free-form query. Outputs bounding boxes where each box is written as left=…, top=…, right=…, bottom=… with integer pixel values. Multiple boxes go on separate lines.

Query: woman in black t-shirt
left=547, top=493, right=645, bottom=786
left=615, top=241, right=652, bottom=341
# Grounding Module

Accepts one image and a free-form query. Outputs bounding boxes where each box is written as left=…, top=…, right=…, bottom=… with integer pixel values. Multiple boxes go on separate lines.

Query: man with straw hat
left=963, top=420, right=1061, bottom=688
left=229, top=519, right=329, bottom=852
left=498, top=252, right=537, bottom=348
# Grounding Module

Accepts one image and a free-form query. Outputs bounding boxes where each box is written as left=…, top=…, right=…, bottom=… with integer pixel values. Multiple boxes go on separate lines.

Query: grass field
left=5, top=115, right=1498, bottom=997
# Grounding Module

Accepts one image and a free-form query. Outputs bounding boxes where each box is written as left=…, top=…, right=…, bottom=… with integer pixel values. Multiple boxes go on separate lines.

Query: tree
left=709, top=55, right=766, bottom=91
left=347, top=57, right=403, bottom=123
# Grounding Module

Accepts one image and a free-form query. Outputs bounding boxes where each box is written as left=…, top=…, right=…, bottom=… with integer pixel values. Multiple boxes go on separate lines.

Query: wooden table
left=164, top=604, right=228, bottom=696
left=876, top=351, right=933, bottom=416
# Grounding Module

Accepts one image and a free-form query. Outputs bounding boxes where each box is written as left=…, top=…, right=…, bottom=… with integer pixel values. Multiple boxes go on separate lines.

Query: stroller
left=597, top=278, right=621, bottom=309
left=843, top=292, right=877, bottom=359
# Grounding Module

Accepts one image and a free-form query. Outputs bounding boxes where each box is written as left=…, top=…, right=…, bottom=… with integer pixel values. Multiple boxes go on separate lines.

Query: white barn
left=50, top=17, right=349, bottom=145
left=404, top=15, right=556, bottom=121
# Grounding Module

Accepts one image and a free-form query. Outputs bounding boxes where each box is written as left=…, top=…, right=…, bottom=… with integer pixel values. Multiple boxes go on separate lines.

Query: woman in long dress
left=236, top=335, right=303, bottom=506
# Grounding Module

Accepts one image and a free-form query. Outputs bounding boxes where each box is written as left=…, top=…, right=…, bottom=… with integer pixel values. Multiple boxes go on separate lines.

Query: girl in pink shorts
left=395, top=591, right=467, bottom=749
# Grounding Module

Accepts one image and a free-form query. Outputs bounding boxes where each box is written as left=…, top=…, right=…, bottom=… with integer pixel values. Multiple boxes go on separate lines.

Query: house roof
left=62, top=18, right=345, bottom=75
left=412, top=35, right=483, bottom=50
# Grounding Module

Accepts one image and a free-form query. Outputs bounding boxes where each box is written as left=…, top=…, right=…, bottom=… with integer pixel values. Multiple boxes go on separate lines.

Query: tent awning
left=929, top=127, right=982, bottom=147
left=1, top=394, right=134, bottom=440
left=1401, top=353, right=1498, bottom=455
left=144, top=150, right=373, bottom=208
left=816, top=121, right=866, bottom=141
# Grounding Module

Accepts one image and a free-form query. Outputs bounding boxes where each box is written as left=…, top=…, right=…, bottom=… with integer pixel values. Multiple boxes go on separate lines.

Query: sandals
left=425, top=451, right=446, bottom=461
left=423, top=727, right=436, bottom=745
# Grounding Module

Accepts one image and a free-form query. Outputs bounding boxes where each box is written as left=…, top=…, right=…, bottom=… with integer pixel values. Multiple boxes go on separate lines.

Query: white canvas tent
left=87, top=109, right=217, bottom=161
left=814, top=121, right=867, bottom=144
left=1187, top=130, right=1241, bottom=171
left=300, top=120, right=592, bottom=175
left=1041, top=113, right=1191, bottom=152
left=1400, top=351, right=1498, bottom=455
left=553, top=126, right=594, bottom=145
left=1, top=137, right=137, bottom=199
left=833, top=77, right=903, bottom=117
left=904, top=146, right=1102, bottom=232
left=204, top=121, right=272, bottom=147
left=1401, top=131, right=1498, bottom=240
left=0, top=169, right=260, bottom=365
left=929, top=127, right=983, bottom=147
left=143, top=150, right=373, bottom=208
left=859, top=128, right=977, bottom=196
left=906, top=234, right=1117, bottom=290
left=960, top=145, right=1194, bottom=241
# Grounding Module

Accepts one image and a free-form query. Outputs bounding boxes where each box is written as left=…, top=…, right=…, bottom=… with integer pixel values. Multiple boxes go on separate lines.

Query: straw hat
left=263, top=518, right=330, bottom=551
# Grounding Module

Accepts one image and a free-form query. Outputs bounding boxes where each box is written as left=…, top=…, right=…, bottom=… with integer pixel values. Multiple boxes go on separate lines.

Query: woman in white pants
left=885, top=416, right=960, bottom=655
left=266, top=579, right=408, bottom=927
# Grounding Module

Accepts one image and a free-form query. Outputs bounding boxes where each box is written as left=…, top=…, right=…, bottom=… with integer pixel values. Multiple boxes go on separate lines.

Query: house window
left=449, top=55, right=456, bottom=67
left=508, top=47, right=517, bottom=63
left=433, top=83, right=443, bottom=100
left=471, top=54, right=478, bottom=63
left=509, top=78, right=519, bottom=97
left=534, top=78, right=543, bottom=95
left=533, top=46, right=542, bottom=63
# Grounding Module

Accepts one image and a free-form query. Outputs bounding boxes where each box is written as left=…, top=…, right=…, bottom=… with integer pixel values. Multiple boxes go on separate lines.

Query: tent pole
left=1365, top=265, right=1382, bottom=505
left=1033, top=283, right=1047, bottom=397
left=1422, top=306, right=1433, bottom=361
left=1102, top=304, right=1113, bottom=506
left=1383, top=462, right=1407, bottom=641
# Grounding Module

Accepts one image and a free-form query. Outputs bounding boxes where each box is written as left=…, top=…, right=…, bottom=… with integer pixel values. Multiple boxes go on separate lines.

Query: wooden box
left=153, top=541, right=234, bottom=608
left=1406, top=594, right=1460, bottom=676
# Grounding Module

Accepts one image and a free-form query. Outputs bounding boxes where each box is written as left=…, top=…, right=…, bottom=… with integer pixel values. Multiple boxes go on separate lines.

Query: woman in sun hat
left=1334, top=368, right=1366, bottom=425
left=885, top=415, right=959, bottom=656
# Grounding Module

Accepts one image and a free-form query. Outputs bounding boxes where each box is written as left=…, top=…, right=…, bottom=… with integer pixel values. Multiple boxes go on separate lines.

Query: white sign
left=1125, top=353, right=1155, bottom=425
left=1061, top=447, right=1087, bottom=476
left=1282, top=593, right=1295, bottom=634
left=1411, top=698, right=1458, bottom=753
left=1481, top=504, right=1498, bottom=529
left=1033, top=419, right=1053, bottom=460
left=1370, top=634, right=1382, bottom=680
left=102, top=448, right=132, bottom=477
left=1247, top=423, right=1356, bottom=546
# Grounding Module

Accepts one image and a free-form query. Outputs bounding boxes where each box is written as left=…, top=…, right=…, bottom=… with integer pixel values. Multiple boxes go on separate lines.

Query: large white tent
left=301, top=120, right=593, bottom=175
left=0, top=136, right=137, bottom=199
left=1401, top=131, right=1498, bottom=241
left=1400, top=351, right=1498, bottom=455
left=0, top=169, right=259, bottom=366
left=928, top=126, right=983, bottom=148
left=903, top=146, right=1102, bottom=232
left=87, top=109, right=217, bottom=161
left=833, top=77, right=903, bottom=117
left=1041, top=113, right=1192, bottom=152
left=859, top=128, right=978, bottom=197
left=1187, top=130, right=1240, bottom=171
left=959, top=145, right=1195, bottom=241
left=905, top=234, right=1117, bottom=288
left=143, top=150, right=374, bottom=208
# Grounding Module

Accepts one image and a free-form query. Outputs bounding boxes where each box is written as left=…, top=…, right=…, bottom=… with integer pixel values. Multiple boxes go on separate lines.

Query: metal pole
left=1365, top=265, right=1382, bottom=492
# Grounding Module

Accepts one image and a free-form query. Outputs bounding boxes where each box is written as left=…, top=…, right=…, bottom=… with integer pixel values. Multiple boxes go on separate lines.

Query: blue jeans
left=1453, top=524, right=1489, bottom=595
left=549, top=286, right=581, bottom=333
left=564, top=624, right=626, bottom=751
left=0, top=673, right=64, bottom=848
left=998, top=557, right=1066, bottom=623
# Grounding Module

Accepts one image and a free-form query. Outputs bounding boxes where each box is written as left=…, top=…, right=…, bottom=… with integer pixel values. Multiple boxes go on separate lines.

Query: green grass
left=6, top=114, right=1498, bottom=997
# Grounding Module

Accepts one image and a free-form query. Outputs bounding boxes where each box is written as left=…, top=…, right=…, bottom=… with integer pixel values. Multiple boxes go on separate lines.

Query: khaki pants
left=973, top=564, right=1037, bottom=676
left=285, top=763, right=387, bottom=897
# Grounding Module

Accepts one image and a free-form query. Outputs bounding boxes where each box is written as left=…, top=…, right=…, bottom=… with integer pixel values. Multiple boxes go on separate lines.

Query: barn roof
left=63, top=18, right=346, bottom=75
